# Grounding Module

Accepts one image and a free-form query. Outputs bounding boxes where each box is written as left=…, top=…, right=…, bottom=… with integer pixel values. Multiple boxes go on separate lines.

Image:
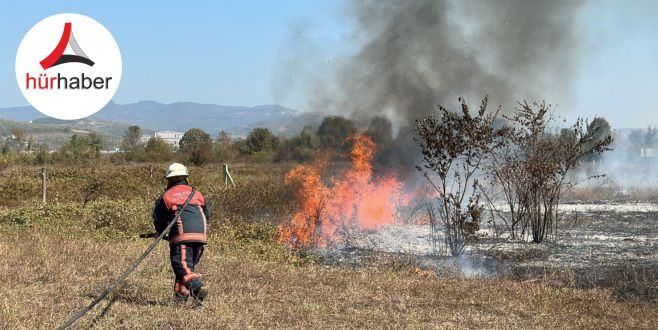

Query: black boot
left=191, top=286, right=208, bottom=302
left=188, top=278, right=207, bottom=302
left=174, top=291, right=189, bottom=306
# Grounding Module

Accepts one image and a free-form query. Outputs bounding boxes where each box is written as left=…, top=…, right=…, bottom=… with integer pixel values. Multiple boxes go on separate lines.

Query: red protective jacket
left=153, top=181, right=210, bottom=245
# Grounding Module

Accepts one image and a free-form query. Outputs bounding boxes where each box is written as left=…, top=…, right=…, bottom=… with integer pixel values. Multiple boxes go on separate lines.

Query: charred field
left=326, top=203, right=658, bottom=303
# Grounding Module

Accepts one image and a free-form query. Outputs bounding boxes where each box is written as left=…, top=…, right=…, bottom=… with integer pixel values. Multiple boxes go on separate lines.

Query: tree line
left=119, top=114, right=398, bottom=165
left=0, top=115, right=399, bottom=167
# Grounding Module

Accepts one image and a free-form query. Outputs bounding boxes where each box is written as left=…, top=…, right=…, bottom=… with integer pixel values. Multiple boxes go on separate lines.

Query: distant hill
left=0, top=101, right=323, bottom=137
left=0, top=116, right=143, bottom=150
left=31, top=117, right=155, bottom=137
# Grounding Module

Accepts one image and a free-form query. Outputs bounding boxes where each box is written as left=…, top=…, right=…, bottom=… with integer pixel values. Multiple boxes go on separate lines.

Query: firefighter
left=153, top=163, right=210, bottom=303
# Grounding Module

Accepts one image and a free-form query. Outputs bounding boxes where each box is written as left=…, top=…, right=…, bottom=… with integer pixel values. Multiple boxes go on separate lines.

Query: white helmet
left=165, top=163, right=189, bottom=179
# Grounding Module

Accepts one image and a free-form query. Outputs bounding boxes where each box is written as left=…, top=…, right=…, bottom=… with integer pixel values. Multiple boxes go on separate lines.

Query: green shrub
left=0, top=199, right=151, bottom=238
left=85, top=198, right=153, bottom=238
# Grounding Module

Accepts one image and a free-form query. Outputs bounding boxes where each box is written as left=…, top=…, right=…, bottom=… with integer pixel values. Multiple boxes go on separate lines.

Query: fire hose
left=58, top=188, right=197, bottom=329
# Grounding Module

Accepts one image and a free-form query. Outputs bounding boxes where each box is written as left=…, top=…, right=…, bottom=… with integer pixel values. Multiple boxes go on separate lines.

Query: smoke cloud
left=310, top=0, right=586, bottom=127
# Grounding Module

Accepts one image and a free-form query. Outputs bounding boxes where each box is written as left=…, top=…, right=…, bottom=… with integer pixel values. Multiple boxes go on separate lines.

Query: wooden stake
left=41, top=166, right=47, bottom=203
left=223, top=164, right=236, bottom=188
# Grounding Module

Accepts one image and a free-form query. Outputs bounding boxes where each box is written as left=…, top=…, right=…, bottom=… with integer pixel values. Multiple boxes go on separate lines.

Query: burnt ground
left=319, top=203, right=658, bottom=302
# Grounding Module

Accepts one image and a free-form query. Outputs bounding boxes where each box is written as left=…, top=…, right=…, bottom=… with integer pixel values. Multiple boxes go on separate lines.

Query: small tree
left=246, top=128, right=277, bottom=153
left=366, top=116, right=393, bottom=147
left=275, top=126, right=320, bottom=162
left=121, top=125, right=142, bottom=152
left=56, top=133, right=104, bottom=163
left=318, top=116, right=356, bottom=151
left=144, top=137, right=171, bottom=161
left=486, top=102, right=613, bottom=243
left=214, top=131, right=235, bottom=160
left=8, top=127, right=27, bottom=151
left=583, top=117, right=611, bottom=163
left=645, top=125, right=658, bottom=150
left=415, top=97, right=505, bottom=256
left=179, top=128, right=213, bottom=165
left=34, top=144, right=50, bottom=166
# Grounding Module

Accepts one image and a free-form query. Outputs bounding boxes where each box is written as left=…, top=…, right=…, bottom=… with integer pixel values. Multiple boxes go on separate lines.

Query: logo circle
left=15, top=13, right=122, bottom=120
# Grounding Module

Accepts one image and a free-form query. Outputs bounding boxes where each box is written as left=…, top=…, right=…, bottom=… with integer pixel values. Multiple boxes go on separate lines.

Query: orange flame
left=278, top=134, right=407, bottom=246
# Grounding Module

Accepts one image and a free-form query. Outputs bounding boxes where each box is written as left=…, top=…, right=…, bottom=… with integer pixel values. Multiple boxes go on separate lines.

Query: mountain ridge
left=0, top=101, right=322, bottom=136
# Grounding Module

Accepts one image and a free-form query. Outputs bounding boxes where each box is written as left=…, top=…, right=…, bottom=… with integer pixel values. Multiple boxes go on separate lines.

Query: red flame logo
left=40, top=22, right=94, bottom=69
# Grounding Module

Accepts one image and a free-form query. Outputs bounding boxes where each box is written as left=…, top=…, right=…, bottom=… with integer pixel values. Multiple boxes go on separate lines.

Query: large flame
left=278, top=134, right=407, bottom=246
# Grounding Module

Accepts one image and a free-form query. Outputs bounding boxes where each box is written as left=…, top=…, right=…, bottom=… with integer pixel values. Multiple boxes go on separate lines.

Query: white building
left=641, top=147, right=656, bottom=158
left=154, top=131, right=185, bottom=148
left=140, top=131, right=185, bottom=148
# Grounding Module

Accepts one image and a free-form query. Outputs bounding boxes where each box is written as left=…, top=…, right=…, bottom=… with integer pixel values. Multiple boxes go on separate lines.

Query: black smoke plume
left=313, top=0, right=586, bottom=127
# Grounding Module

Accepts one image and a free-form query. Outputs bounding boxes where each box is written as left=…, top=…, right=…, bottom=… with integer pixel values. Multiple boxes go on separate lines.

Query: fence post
left=223, top=164, right=236, bottom=188
left=41, top=166, right=47, bottom=203
left=223, top=164, right=228, bottom=188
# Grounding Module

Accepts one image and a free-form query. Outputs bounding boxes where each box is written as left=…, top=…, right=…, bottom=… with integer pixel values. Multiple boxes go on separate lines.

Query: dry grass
left=562, top=185, right=658, bottom=202
left=0, top=162, right=657, bottom=328
left=1, top=228, right=656, bottom=329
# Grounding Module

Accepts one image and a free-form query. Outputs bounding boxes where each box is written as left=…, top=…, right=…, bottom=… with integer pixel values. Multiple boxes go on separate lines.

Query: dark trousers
left=170, top=243, right=204, bottom=297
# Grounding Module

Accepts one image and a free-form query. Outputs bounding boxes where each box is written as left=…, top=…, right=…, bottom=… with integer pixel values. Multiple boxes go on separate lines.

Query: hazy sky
left=0, top=0, right=657, bottom=128
left=573, top=0, right=658, bottom=129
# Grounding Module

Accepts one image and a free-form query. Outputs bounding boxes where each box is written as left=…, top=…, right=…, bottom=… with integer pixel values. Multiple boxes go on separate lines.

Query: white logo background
left=15, top=13, right=122, bottom=120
